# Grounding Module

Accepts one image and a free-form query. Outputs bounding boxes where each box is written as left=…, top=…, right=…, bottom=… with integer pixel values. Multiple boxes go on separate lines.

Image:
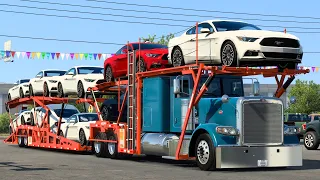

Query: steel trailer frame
left=3, top=96, right=93, bottom=151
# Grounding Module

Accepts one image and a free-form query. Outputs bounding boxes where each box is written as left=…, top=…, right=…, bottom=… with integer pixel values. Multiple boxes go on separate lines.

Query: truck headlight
left=237, top=36, right=259, bottom=42
left=216, top=126, right=239, bottom=136
left=284, top=126, right=300, bottom=135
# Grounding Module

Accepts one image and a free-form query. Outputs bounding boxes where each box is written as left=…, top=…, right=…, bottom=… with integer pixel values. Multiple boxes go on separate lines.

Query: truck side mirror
left=173, top=78, right=181, bottom=94
left=289, top=96, right=296, bottom=104
left=253, top=81, right=260, bottom=96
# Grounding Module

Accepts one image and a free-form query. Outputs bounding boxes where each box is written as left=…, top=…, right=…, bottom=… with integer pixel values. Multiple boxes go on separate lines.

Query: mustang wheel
left=221, top=41, right=237, bottom=67
left=43, top=82, right=49, bottom=97
left=195, top=133, right=216, bottom=171
left=79, top=129, right=87, bottom=146
left=29, top=85, right=34, bottom=97
left=57, top=83, right=64, bottom=98
left=304, top=131, right=319, bottom=150
left=77, top=81, right=85, bottom=98
left=172, top=47, right=185, bottom=67
left=105, top=66, right=114, bottom=82
left=19, top=88, right=24, bottom=98
left=136, top=58, right=147, bottom=72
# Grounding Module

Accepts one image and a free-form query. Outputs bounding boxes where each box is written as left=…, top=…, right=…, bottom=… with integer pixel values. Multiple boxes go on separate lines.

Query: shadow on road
left=0, top=162, right=52, bottom=171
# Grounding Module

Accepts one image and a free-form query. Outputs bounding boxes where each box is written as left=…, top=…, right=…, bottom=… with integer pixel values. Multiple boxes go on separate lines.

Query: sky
left=0, top=0, right=319, bottom=85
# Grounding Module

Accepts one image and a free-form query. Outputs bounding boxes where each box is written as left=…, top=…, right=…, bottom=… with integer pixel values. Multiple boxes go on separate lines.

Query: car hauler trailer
left=84, top=49, right=309, bottom=171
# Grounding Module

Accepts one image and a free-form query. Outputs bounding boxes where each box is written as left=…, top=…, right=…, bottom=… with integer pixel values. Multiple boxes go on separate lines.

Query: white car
left=29, top=69, right=66, bottom=97
left=30, top=104, right=80, bottom=133
left=168, top=20, right=303, bottom=70
left=9, top=110, right=32, bottom=133
left=56, top=66, right=105, bottom=98
left=60, top=113, right=98, bottom=146
left=8, top=79, right=30, bottom=100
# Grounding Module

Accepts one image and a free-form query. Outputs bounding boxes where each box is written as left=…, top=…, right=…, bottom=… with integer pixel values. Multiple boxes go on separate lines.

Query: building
left=0, top=83, right=14, bottom=114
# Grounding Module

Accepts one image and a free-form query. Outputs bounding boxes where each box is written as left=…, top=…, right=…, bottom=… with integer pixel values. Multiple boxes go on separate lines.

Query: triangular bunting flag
left=16, top=52, right=21, bottom=58
left=41, top=52, right=46, bottom=59
left=66, top=53, right=69, bottom=60
left=75, top=53, right=79, bottom=60
left=31, top=52, right=36, bottom=59
left=61, top=53, right=65, bottom=60
left=36, top=52, right=41, bottom=59
left=84, top=53, right=88, bottom=60
left=26, top=52, right=31, bottom=59
left=70, top=53, right=74, bottom=59
left=93, top=53, right=97, bottom=60
left=0, top=51, right=4, bottom=57
left=56, top=53, right=60, bottom=59
left=22, top=52, right=26, bottom=58
left=51, top=53, right=55, bottom=59
left=312, top=67, right=315, bottom=72
left=79, top=53, right=84, bottom=60
left=316, top=67, right=319, bottom=72
left=11, top=51, right=15, bottom=58
left=97, top=53, right=102, bottom=60
left=5, top=51, right=10, bottom=57
left=46, top=52, right=50, bottom=59
left=88, top=54, right=92, bottom=60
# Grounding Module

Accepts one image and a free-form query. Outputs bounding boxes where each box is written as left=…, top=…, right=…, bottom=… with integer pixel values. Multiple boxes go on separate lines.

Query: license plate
left=258, top=160, right=268, bottom=167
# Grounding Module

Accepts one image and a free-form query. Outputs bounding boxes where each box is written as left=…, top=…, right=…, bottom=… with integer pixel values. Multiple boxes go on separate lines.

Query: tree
left=0, top=113, right=10, bottom=133
left=286, top=80, right=320, bottom=114
left=142, top=33, right=174, bottom=46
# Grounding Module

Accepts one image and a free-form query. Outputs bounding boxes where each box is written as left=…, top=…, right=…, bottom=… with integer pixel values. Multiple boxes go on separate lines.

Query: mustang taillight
left=302, top=123, right=306, bottom=130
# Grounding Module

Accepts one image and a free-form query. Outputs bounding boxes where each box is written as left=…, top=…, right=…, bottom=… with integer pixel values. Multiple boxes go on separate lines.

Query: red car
left=103, top=42, right=169, bottom=82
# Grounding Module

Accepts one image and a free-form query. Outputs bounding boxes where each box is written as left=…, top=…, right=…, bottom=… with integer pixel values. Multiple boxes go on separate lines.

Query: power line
left=4, top=3, right=320, bottom=31
left=86, top=0, right=320, bottom=21
left=0, top=33, right=319, bottom=54
left=19, top=0, right=320, bottom=25
left=1, top=8, right=320, bottom=34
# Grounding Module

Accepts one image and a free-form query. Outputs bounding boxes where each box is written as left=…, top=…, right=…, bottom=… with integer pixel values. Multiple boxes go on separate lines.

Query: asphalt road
left=1, top=140, right=320, bottom=180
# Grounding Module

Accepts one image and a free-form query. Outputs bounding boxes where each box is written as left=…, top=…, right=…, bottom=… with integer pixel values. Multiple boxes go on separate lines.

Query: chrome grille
left=242, top=101, right=282, bottom=145
left=260, top=38, right=300, bottom=48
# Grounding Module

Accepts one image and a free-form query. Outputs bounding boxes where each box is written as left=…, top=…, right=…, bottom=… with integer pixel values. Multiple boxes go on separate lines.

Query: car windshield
left=20, top=79, right=30, bottom=83
left=287, top=114, right=311, bottom=122
left=212, top=21, right=261, bottom=32
left=78, top=114, right=99, bottom=122
left=44, top=71, right=66, bottom=77
left=53, top=109, right=79, bottom=118
left=131, top=43, right=167, bottom=50
left=314, top=115, right=320, bottom=120
left=77, top=67, right=103, bottom=74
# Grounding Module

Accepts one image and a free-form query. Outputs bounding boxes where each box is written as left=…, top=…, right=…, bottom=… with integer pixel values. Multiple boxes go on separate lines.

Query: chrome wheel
left=105, top=66, right=113, bottom=82
left=108, top=142, right=116, bottom=156
left=94, top=142, right=101, bottom=154
left=79, top=129, right=86, bottom=146
left=77, top=81, right=84, bottom=98
left=172, top=47, right=184, bottom=67
left=221, top=44, right=235, bottom=66
left=24, top=136, right=28, bottom=146
left=305, top=134, right=314, bottom=147
left=197, top=140, right=210, bottom=165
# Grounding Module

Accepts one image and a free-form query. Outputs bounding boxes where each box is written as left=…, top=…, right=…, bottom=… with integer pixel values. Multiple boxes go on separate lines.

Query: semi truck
left=95, top=64, right=303, bottom=171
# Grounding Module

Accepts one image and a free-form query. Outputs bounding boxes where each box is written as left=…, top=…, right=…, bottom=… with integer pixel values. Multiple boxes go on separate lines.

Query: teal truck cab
left=138, top=74, right=302, bottom=170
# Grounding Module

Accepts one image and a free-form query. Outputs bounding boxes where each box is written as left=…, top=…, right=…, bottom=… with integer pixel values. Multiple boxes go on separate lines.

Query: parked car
left=30, top=104, right=80, bottom=133
left=9, top=110, right=32, bottom=134
left=283, top=113, right=310, bottom=138
left=60, top=113, right=98, bottom=146
left=168, top=20, right=303, bottom=70
left=103, top=42, right=169, bottom=82
left=303, top=118, right=320, bottom=150
left=309, top=114, right=320, bottom=121
left=8, top=79, right=30, bottom=100
left=56, top=66, right=105, bottom=98
left=29, top=69, right=66, bottom=97
left=100, top=93, right=127, bottom=123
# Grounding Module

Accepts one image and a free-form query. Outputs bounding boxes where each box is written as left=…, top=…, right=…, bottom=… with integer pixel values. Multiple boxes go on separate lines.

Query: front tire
left=8, top=94, right=11, bottom=101
left=21, top=116, right=26, bottom=125
left=221, top=41, right=237, bottom=67
left=79, top=129, right=87, bottom=146
left=101, top=105, right=112, bottom=121
left=304, top=131, right=319, bottom=150
left=57, top=83, right=64, bottom=98
left=105, top=65, right=114, bottom=82
left=171, top=46, right=185, bottom=67
left=29, top=85, right=34, bottom=97
left=30, top=112, right=35, bottom=126
left=136, top=58, right=147, bottom=72
left=19, top=88, right=24, bottom=98
left=43, top=82, right=49, bottom=97
left=195, top=133, right=216, bottom=171
left=77, top=81, right=85, bottom=98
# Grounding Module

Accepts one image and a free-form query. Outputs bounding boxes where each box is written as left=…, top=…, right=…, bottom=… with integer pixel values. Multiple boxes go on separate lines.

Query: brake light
left=302, top=124, right=306, bottom=130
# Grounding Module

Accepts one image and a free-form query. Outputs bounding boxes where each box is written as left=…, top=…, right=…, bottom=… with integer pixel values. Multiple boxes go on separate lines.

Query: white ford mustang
left=8, top=79, right=30, bottom=100
left=55, top=66, right=105, bottom=98
left=28, top=69, right=66, bottom=97
left=168, top=20, right=303, bottom=70
left=60, top=113, right=98, bottom=146
left=9, top=110, right=32, bottom=133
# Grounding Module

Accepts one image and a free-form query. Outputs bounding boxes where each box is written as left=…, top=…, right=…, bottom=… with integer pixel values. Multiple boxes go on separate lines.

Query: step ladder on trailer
left=127, top=49, right=137, bottom=153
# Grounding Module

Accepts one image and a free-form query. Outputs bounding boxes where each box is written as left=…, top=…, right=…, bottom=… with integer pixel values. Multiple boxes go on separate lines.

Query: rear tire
left=19, top=88, right=24, bottom=98
left=79, top=129, right=87, bottom=146
left=29, top=85, right=34, bottom=97
left=30, top=112, right=35, bottom=126
left=57, top=83, right=64, bottom=98
left=77, top=81, right=85, bottom=98
left=171, top=46, right=185, bottom=67
left=18, top=136, right=25, bottom=147
left=106, top=131, right=118, bottom=159
left=8, top=94, right=11, bottom=101
left=21, top=116, right=26, bottom=125
left=101, top=105, right=112, bottom=121
left=304, top=131, right=319, bottom=150
left=94, top=132, right=108, bottom=157
left=195, top=133, right=216, bottom=171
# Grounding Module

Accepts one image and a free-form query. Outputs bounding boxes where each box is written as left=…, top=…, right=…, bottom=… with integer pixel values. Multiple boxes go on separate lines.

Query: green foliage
left=0, top=113, right=10, bottom=133
left=286, top=80, right=320, bottom=114
left=141, top=33, right=174, bottom=46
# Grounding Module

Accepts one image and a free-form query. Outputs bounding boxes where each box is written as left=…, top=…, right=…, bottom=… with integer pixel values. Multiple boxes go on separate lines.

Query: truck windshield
left=198, top=77, right=243, bottom=97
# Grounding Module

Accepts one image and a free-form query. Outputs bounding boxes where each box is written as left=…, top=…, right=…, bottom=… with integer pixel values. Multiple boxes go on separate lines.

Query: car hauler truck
left=87, top=50, right=307, bottom=171
left=3, top=49, right=308, bottom=171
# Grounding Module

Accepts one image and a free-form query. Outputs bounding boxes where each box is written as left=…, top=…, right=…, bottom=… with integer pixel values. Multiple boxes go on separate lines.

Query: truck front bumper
left=215, top=145, right=302, bottom=168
